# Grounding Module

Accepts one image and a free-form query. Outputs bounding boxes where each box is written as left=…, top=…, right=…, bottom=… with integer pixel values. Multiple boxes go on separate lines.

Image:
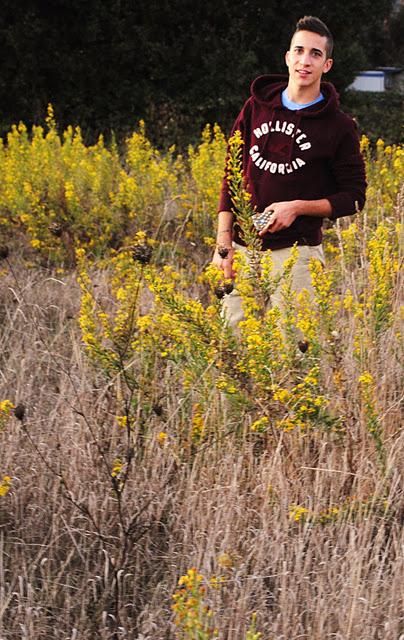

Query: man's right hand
left=212, top=245, right=235, bottom=280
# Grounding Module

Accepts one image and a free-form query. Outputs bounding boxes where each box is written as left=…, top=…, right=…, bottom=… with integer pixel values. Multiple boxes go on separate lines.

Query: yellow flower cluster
left=116, top=415, right=128, bottom=428
left=246, top=613, right=262, bottom=640
left=188, top=124, right=227, bottom=233
left=337, top=217, right=401, bottom=366
left=0, top=110, right=193, bottom=263
left=238, top=308, right=284, bottom=391
left=144, top=266, right=229, bottom=379
left=358, top=371, right=374, bottom=386
left=0, top=475, right=12, bottom=497
left=309, top=258, right=339, bottom=333
left=358, top=371, right=384, bottom=464
left=172, top=568, right=219, bottom=639
left=366, top=221, right=399, bottom=333
left=192, top=404, right=205, bottom=443
left=111, top=120, right=183, bottom=228
left=77, top=242, right=150, bottom=370
left=295, top=289, right=320, bottom=350
left=226, top=131, right=261, bottom=253
left=216, top=376, right=238, bottom=395
left=289, top=504, right=310, bottom=522
left=363, top=137, right=404, bottom=217
left=111, top=458, right=123, bottom=478
left=0, top=399, right=14, bottom=430
left=272, top=366, right=329, bottom=433
left=0, top=108, right=125, bottom=262
left=250, top=416, right=269, bottom=433
left=172, top=569, right=263, bottom=639
left=232, top=252, right=262, bottom=317
left=0, top=401, right=14, bottom=497
left=77, top=241, right=240, bottom=449
left=289, top=495, right=389, bottom=526
left=340, top=222, right=359, bottom=268
left=157, top=431, right=168, bottom=446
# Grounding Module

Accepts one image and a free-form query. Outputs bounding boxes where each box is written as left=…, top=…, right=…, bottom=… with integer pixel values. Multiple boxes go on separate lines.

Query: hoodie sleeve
left=327, top=117, right=367, bottom=220
left=217, top=101, right=250, bottom=213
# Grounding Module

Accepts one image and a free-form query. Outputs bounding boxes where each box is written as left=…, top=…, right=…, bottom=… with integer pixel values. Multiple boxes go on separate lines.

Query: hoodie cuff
left=328, top=193, right=362, bottom=221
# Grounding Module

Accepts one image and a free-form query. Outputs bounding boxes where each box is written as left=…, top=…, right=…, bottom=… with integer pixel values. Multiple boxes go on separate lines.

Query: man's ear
left=285, top=51, right=290, bottom=67
left=323, top=58, right=333, bottom=74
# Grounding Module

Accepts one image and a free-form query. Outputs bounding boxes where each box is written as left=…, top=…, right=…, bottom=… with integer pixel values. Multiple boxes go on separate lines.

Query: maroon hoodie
left=218, top=74, right=367, bottom=250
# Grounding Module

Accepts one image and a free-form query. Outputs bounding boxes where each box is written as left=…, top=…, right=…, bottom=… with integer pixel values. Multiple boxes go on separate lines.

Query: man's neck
left=286, top=83, right=322, bottom=105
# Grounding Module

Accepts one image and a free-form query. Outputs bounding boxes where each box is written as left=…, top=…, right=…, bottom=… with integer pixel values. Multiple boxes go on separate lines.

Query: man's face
left=285, top=30, right=333, bottom=91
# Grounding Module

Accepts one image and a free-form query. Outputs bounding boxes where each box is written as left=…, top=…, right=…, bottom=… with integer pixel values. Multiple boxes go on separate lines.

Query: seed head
left=152, top=403, right=164, bottom=417
left=14, top=404, right=26, bottom=421
left=223, top=282, right=234, bottom=295
left=0, top=246, right=9, bottom=260
left=49, top=222, right=63, bottom=238
left=132, top=244, right=153, bottom=264
left=217, top=245, right=229, bottom=259
left=214, top=285, right=226, bottom=299
left=298, top=340, right=309, bottom=353
left=214, top=281, right=234, bottom=298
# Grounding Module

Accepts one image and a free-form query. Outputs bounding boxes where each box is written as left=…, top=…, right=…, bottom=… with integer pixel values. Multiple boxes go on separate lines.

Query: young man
left=213, top=15, right=366, bottom=327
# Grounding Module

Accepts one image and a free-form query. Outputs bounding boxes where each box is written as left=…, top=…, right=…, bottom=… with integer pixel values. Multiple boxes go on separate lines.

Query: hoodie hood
left=250, top=73, right=340, bottom=118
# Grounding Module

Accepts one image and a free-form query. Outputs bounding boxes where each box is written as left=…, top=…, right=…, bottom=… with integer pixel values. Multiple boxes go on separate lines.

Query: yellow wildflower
left=289, top=504, right=309, bottom=522
left=0, top=475, right=12, bottom=497
left=157, top=431, right=168, bottom=446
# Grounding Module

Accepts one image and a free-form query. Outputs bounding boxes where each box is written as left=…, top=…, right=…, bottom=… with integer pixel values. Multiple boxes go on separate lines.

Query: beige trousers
left=222, top=243, right=325, bottom=329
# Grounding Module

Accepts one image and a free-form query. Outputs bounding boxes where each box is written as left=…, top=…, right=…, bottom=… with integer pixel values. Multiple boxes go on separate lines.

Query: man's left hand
left=258, top=201, right=300, bottom=235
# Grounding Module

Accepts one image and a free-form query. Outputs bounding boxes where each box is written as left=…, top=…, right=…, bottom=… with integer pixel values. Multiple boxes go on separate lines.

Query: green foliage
left=342, top=91, right=404, bottom=144
left=0, top=0, right=396, bottom=146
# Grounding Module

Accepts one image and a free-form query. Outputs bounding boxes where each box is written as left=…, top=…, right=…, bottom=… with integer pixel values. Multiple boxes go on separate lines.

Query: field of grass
left=0, top=119, right=403, bottom=639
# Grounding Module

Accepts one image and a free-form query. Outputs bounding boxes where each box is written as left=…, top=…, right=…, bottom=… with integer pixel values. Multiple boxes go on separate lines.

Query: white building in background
left=349, top=71, right=386, bottom=92
left=348, top=67, right=403, bottom=92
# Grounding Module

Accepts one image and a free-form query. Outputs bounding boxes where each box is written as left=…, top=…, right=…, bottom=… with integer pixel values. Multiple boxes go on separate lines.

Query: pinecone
left=223, top=282, right=234, bottom=294
left=214, top=282, right=234, bottom=298
left=132, top=244, right=153, bottom=264
left=214, top=285, right=226, bottom=299
left=217, top=245, right=229, bottom=259
left=0, top=246, right=9, bottom=260
left=49, top=222, right=63, bottom=237
left=14, top=404, right=26, bottom=421
left=298, top=340, right=309, bottom=353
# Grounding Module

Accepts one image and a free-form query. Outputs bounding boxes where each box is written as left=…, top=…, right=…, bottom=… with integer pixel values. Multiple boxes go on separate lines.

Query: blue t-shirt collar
left=281, top=89, right=324, bottom=110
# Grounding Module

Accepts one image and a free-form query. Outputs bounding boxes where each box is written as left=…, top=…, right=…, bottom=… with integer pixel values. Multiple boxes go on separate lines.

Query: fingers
left=223, top=258, right=235, bottom=280
left=212, top=249, right=235, bottom=279
left=258, top=212, right=277, bottom=236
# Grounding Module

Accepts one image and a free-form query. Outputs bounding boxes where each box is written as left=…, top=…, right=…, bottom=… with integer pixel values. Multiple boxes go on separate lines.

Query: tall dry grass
left=0, top=248, right=403, bottom=639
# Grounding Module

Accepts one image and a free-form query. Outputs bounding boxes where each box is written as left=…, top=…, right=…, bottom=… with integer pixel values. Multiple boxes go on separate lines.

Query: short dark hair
left=292, top=16, right=334, bottom=58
